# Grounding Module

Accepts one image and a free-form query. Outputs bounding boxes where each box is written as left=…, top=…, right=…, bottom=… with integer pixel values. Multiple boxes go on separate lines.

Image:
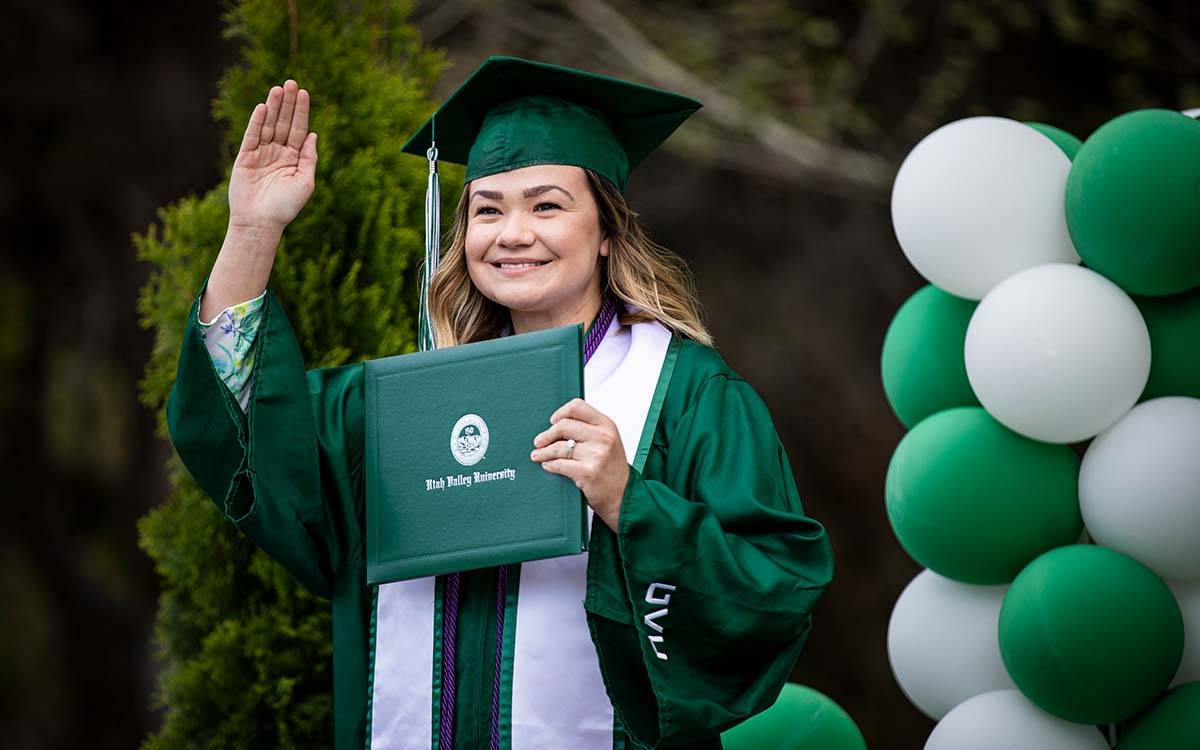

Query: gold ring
left=565, top=438, right=576, bottom=459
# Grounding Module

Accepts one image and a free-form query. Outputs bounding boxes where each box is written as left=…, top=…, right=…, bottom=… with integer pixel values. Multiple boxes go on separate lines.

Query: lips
left=489, top=257, right=551, bottom=272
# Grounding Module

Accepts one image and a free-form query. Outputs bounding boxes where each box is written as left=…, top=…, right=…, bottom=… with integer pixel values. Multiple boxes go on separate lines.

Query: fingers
left=533, top=418, right=601, bottom=449
left=538, top=458, right=585, bottom=486
left=239, top=102, right=266, bottom=154
left=287, top=87, right=311, bottom=151
left=254, top=81, right=311, bottom=154
left=530, top=438, right=582, bottom=464
left=275, top=79, right=298, bottom=144
left=298, top=132, right=318, bottom=179
left=550, top=398, right=606, bottom=426
left=260, top=85, right=283, bottom=145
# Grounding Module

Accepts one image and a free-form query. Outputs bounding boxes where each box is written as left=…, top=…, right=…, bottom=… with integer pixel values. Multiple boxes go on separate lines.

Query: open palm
left=229, top=79, right=318, bottom=230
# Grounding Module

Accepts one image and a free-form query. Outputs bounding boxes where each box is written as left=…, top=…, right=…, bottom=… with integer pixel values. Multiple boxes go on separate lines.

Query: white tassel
left=419, top=142, right=440, bottom=352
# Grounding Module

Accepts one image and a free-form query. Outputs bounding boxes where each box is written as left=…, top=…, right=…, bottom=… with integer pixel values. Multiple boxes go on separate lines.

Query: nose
left=496, top=211, right=535, bottom=248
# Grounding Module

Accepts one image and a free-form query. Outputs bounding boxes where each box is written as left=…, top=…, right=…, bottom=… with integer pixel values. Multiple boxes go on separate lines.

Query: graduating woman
left=168, top=56, right=833, bottom=750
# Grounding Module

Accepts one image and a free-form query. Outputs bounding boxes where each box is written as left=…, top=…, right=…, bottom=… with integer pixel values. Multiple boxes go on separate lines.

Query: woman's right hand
left=228, top=79, right=318, bottom=231
left=200, top=80, right=317, bottom=321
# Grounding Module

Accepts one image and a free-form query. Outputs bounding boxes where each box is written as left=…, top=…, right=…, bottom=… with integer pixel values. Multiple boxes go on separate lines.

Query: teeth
left=498, top=262, right=544, bottom=268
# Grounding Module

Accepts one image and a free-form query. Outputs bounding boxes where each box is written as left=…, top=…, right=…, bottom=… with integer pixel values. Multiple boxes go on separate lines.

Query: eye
left=534, top=202, right=561, bottom=212
left=473, top=205, right=500, bottom=216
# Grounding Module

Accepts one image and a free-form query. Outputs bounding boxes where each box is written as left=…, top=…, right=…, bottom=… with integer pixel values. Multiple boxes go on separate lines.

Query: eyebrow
left=470, top=185, right=576, bottom=202
left=523, top=184, right=575, bottom=200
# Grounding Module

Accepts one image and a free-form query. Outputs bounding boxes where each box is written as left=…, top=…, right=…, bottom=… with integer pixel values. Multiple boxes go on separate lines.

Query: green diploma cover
left=364, top=324, right=586, bottom=584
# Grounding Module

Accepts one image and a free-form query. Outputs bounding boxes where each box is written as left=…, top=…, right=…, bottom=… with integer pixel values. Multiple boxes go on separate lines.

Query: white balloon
left=1182, top=107, right=1200, bottom=119
left=1081, top=397, right=1200, bottom=580
left=891, top=116, right=1079, bottom=300
left=1169, top=581, right=1200, bottom=686
left=965, top=263, right=1150, bottom=443
left=888, top=570, right=1014, bottom=719
left=925, top=690, right=1109, bottom=750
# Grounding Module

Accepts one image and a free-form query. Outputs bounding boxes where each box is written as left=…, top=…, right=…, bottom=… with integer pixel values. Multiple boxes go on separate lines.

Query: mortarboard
left=402, top=55, right=702, bottom=193
left=402, top=56, right=702, bottom=351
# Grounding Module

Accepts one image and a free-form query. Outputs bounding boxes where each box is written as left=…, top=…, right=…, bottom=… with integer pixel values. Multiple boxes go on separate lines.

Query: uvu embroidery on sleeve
left=643, top=582, right=676, bottom=661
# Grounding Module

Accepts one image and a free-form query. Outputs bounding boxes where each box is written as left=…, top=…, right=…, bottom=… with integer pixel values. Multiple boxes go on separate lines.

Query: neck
left=509, top=289, right=603, bottom=336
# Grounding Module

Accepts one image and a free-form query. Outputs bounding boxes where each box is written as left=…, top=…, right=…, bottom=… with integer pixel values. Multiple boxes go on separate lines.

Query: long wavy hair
left=428, top=168, right=712, bottom=347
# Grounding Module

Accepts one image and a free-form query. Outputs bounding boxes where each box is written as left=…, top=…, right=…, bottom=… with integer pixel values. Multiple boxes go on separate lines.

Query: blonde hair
left=428, top=169, right=712, bottom=347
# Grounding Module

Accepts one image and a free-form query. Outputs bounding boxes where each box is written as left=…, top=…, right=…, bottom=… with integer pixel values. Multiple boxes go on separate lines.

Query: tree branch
left=669, top=134, right=890, bottom=203
left=416, top=0, right=487, bottom=43
left=823, top=0, right=913, bottom=141
left=286, top=0, right=299, bottom=57
left=558, top=0, right=893, bottom=192
left=1126, top=1, right=1200, bottom=69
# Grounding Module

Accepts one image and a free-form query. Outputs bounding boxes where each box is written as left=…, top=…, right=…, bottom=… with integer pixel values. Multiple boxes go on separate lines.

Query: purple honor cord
left=438, top=297, right=619, bottom=750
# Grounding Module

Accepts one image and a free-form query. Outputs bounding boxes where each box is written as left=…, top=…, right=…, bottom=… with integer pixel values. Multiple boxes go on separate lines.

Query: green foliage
left=135, top=1, right=454, bottom=745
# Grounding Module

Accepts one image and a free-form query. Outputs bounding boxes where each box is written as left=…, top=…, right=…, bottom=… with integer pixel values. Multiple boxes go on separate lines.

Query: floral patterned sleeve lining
left=198, top=290, right=267, bottom=413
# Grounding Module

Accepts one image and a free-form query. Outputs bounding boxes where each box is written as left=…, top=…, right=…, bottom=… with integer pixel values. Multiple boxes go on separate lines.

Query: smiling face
left=465, top=164, right=609, bottom=333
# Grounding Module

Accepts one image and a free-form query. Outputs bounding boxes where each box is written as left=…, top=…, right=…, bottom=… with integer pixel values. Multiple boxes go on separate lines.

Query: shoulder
left=658, top=335, right=771, bottom=429
left=672, top=337, right=743, bottom=385
left=641, top=336, right=788, bottom=475
left=667, top=336, right=747, bottom=401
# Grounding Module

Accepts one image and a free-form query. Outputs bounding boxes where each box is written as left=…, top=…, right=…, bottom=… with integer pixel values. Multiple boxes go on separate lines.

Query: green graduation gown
left=167, top=285, right=833, bottom=749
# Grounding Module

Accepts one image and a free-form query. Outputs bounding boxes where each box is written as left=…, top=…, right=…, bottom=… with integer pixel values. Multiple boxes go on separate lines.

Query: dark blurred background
left=2, top=0, right=1197, bottom=748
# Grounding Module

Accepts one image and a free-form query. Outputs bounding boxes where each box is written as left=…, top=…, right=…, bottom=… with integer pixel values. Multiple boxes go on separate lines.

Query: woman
left=169, top=56, right=833, bottom=750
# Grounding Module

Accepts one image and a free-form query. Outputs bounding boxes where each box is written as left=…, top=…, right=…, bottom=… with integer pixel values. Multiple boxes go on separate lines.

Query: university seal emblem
left=450, top=413, right=489, bottom=466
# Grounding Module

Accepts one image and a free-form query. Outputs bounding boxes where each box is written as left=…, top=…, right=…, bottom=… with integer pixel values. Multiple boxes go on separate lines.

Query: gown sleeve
left=166, top=283, right=364, bottom=599
left=584, top=372, right=834, bottom=749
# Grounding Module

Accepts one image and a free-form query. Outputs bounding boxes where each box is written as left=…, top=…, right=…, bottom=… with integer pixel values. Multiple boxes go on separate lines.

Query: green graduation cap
left=402, top=55, right=702, bottom=194
left=403, top=55, right=702, bottom=351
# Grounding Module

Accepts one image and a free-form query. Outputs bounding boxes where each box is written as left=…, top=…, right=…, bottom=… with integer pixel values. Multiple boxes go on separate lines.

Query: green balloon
left=1065, top=109, right=1200, bottom=296
left=1026, top=122, right=1083, bottom=159
left=885, top=407, right=1081, bottom=584
left=721, top=683, right=867, bottom=750
left=1134, top=289, right=1200, bottom=400
left=881, top=285, right=980, bottom=429
left=999, top=545, right=1184, bottom=724
left=1118, top=682, right=1200, bottom=750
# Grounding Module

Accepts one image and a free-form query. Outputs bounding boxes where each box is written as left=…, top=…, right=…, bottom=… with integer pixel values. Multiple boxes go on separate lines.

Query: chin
left=476, top=279, right=559, bottom=314
left=488, top=291, right=556, bottom=315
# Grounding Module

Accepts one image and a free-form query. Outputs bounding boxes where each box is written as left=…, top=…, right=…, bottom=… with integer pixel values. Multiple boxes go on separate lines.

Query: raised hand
left=200, top=80, right=318, bottom=320
left=228, top=79, right=318, bottom=231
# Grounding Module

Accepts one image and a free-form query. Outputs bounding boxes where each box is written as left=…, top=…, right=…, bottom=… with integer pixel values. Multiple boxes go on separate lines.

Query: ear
left=599, top=234, right=611, bottom=258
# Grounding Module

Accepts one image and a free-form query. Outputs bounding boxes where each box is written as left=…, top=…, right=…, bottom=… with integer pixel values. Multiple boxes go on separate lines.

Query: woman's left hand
left=531, top=398, right=628, bottom=532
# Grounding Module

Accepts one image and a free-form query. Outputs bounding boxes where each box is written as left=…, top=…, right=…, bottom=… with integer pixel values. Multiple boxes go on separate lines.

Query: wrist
left=200, top=224, right=283, bottom=321
left=217, top=222, right=283, bottom=272
left=599, top=463, right=633, bottom=533
left=225, top=219, right=285, bottom=246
